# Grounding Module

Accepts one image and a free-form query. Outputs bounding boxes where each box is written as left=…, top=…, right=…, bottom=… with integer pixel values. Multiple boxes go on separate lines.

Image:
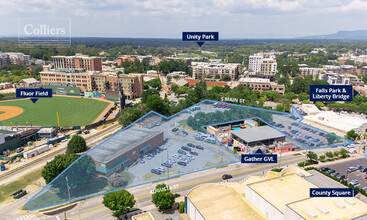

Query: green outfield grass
left=0, top=96, right=110, bottom=126
left=0, top=111, right=4, bottom=115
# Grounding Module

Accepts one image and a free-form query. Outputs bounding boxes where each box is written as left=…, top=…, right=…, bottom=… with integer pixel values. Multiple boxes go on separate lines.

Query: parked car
left=326, top=169, right=335, bottom=174
left=222, top=174, right=233, bottom=180
left=336, top=174, right=346, bottom=180
left=178, top=161, right=187, bottom=166
left=195, top=145, right=204, bottom=150
left=187, top=143, right=195, bottom=147
left=321, top=167, right=330, bottom=172
left=181, top=146, right=192, bottom=152
left=190, top=151, right=198, bottom=156
left=15, top=147, right=24, bottom=153
left=347, top=167, right=358, bottom=173
left=349, top=179, right=359, bottom=186
left=172, top=128, right=179, bottom=132
left=178, top=149, right=186, bottom=155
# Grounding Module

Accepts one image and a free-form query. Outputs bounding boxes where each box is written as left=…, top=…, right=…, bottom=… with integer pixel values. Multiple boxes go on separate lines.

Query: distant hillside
left=299, top=30, right=367, bottom=40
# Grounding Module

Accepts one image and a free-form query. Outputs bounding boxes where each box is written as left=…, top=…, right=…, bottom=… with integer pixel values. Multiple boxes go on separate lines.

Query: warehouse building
left=89, top=127, right=164, bottom=175
left=231, top=125, right=286, bottom=151
left=186, top=168, right=367, bottom=220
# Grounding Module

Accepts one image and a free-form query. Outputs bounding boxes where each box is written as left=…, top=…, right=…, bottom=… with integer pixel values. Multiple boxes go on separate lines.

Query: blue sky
left=1, top=0, right=367, bottom=38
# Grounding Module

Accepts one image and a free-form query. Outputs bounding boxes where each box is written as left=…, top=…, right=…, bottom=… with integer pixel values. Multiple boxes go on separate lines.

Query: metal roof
left=89, top=127, right=162, bottom=164
left=230, top=125, right=285, bottom=143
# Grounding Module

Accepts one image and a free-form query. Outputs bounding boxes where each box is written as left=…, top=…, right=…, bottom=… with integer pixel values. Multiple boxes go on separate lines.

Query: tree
left=319, top=155, right=326, bottom=162
left=152, top=184, right=175, bottom=210
left=326, top=133, right=337, bottom=145
left=315, top=101, right=324, bottom=109
left=214, top=74, right=220, bottom=79
left=325, top=151, right=334, bottom=159
left=66, top=135, right=87, bottom=154
left=222, top=75, right=231, bottom=81
left=146, top=94, right=170, bottom=115
left=339, top=148, right=349, bottom=158
left=42, top=154, right=80, bottom=184
left=171, top=84, right=179, bottom=93
left=306, top=151, right=318, bottom=161
left=103, top=190, right=136, bottom=216
left=345, top=130, right=359, bottom=141
left=141, top=89, right=159, bottom=103
left=147, top=78, right=162, bottom=89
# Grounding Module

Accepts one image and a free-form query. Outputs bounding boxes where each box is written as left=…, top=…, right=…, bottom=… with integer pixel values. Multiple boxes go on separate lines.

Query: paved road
left=39, top=153, right=305, bottom=220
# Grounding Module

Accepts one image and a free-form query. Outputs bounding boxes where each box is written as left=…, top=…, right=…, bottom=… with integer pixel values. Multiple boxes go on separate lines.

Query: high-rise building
left=52, top=54, right=102, bottom=72
left=249, top=53, right=277, bottom=79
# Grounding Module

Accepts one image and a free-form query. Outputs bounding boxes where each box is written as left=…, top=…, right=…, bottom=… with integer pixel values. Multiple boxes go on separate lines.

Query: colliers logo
left=23, top=24, right=66, bottom=36
left=18, top=18, right=71, bottom=48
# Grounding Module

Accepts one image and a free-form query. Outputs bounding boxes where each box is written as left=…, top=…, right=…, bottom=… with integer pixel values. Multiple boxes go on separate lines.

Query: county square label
left=309, top=85, right=353, bottom=102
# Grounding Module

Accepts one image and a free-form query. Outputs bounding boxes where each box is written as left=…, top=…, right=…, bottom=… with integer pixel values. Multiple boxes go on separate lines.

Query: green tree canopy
left=66, top=135, right=87, bottom=154
left=103, top=190, right=136, bottom=216
left=42, top=154, right=80, bottom=184
left=152, top=183, right=175, bottom=210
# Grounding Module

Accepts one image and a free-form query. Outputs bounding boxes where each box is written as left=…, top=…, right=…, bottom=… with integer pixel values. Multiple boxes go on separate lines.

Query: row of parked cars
left=291, top=123, right=326, bottom=137
left=321, top=167, right=346, bottom=180
left=139, top=145, right=168, bottom=163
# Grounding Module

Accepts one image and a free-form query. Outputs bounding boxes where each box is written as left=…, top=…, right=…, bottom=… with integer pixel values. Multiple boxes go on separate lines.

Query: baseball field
left=0, top=96, right=111, bottom=127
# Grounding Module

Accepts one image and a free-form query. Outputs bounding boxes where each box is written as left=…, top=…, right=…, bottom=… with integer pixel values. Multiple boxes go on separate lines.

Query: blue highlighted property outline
left=25, top=99, right=353, bottom=210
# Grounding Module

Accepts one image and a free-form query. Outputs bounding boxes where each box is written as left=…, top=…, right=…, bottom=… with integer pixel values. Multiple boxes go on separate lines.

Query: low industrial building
left=37, top=128, right=57, bottom=139
left=89, top=127, right=164, bottom=175
left=303, top=111, right=367, bottom=137
left=186, top=167, right=367, bottom=220
left=231, top=125, right=286, bottom=150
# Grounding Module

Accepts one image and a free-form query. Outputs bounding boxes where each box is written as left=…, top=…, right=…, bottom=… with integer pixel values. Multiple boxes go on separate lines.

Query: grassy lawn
left=0, top=96, right=109, bottom=126
left=0, top=167, right=43, bottom=204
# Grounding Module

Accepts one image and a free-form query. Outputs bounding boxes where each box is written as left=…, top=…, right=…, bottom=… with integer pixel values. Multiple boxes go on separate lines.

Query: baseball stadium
left=0, top=95, right=114, bottom=127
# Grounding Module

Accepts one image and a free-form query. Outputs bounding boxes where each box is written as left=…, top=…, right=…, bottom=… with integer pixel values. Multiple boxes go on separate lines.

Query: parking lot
left=320, top=158, right=367, bottom=190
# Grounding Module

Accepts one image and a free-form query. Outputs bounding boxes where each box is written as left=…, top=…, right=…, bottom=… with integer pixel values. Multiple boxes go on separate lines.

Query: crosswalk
left=13, top=214, right=37, bottom=220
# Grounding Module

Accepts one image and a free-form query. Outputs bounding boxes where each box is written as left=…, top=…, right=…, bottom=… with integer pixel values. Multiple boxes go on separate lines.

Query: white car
left=159, top=145, right=167, bottom=150
left=156, top=167, right=165, bottom=172
left=349, top=148, right=357, bottom=154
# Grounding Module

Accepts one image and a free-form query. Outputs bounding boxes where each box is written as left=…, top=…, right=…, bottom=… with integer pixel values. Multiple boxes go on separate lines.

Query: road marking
left=56, top=215, right=60, bottom=220
left=68, top=155, right=303, bottom=219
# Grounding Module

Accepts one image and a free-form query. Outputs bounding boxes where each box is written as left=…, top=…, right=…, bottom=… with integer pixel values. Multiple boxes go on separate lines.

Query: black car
left=336, top=174, right=346, bottom=180
left=361, top=168, right=367, bottom=173
left=320, top=167, right=330, bottom=172
left=326, top=169, right=335, bottom=174
left=181, top=146, right=192, bottom=152
left=178, top=149, right=186, bottom=155
left=187, top=143, right=195, bottom=147
left=222, top=174, right=233, bottom=180
left=178, top=161, right=187, bottom=166
left=196, top=145, right=204, bottom=150
left=171, top=128, right=179, bottom=132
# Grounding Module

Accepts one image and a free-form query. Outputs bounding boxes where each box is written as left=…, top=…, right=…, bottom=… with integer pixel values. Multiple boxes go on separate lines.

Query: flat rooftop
left=187, top=184, right=265, bottom=220
left=231, top=125, right=285, bottom=143
left=248, top=174, right=315, bottom=213
left=89, top=127, right=162, bottom=164
left=304, top=111, right=367, bottom=133
left=287, top=197, right=367, bottom=220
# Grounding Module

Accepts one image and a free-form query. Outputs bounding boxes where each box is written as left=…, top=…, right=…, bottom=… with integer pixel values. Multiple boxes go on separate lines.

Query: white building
left=6, top=52, right=30, bottom=66
left=249, top=53, right=277, bottom=78
left=192, top=62, right=241, bottom=80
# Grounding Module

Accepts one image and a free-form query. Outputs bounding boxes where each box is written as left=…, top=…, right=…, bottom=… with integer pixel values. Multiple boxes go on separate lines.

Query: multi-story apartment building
left=249, top=53, right=277, bottom=79
left=5, top=52, right=30, bottom=66
left=40, top=65, right=144, bottom=98
left=0, top=53, right=8, bottom=69
left=40, top=65, right=94, bottom=91
left=260, top=58, right=277, bottom=77
left=299, top=67, right=323, bottom=78
left=163, top=57, right=192, bottom=66
left=117, top=55, right=136, bottom=66
left=192, top=62, right=241, bottom=79
left=105, top=74, right=144, bottom=99
left=52, top=54, right=102, bottom=72
left=238, top=77, right=285, bottom=94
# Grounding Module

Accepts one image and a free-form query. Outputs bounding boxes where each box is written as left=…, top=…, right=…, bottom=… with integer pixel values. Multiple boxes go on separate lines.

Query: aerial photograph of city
left=1, top=0, right=367, bottom=219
